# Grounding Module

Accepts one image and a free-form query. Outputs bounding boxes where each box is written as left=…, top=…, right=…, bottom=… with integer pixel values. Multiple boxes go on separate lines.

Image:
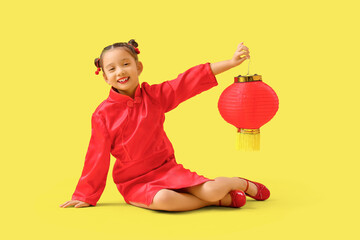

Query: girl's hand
left=59, top=200, right=91, bottom=208
left=231, top=42, right=250, bottom=67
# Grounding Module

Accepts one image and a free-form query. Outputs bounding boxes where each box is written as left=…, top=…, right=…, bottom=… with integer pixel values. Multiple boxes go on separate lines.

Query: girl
left=60, top=39, right=270, bottom=212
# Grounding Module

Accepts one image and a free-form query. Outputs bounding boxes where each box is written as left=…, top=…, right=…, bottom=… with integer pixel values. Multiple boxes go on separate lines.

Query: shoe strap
left=244, top=180, right=249, bottom=192
left=219, top=199, right=222, bottom=206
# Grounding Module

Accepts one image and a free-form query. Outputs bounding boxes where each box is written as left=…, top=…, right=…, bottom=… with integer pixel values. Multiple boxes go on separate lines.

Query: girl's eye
left=109, top=68, right=114, bottom=71
left=124, top=63, right=129, bottom=66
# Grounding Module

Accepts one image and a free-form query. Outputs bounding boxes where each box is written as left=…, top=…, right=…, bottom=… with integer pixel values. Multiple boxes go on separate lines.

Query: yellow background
left=1, top=0, right=359, bottom=239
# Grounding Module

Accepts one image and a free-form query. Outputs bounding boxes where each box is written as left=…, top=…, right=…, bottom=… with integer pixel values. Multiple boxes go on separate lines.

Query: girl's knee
left=151, top=189, right=178, bottom=210
left=199, top=178, right=232, bottom=202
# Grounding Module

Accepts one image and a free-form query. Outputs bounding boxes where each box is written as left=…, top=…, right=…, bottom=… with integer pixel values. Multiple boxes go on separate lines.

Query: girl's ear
left=137, top=61, right=143, bottom=75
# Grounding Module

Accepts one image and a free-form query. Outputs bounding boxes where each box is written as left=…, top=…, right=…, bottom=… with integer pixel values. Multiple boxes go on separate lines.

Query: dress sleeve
left=71, top=113, right=111, bottom=206
left=148, top=62, right=218, bottom=113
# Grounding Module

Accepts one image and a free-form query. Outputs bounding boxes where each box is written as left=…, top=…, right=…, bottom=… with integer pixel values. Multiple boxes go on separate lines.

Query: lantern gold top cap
left=234, top=74, right=262, bottom=83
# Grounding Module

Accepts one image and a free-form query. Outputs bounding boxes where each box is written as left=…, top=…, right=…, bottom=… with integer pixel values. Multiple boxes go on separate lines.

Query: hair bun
left=94, top=58, right=101, bottom=68
left=128, top=39, right=138, bottom=48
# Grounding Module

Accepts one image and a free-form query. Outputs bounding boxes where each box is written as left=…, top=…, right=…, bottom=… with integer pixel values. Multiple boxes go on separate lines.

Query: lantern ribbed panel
left=218, top=81, right=279, bottom=129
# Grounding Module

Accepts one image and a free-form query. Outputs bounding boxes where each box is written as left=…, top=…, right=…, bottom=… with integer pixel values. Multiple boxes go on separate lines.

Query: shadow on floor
left=96, top=198, right=261, bottom=214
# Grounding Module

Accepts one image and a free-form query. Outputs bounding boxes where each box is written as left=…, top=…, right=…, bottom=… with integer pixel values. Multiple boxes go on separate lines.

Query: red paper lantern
left=218, top=74, right=279, bottom=151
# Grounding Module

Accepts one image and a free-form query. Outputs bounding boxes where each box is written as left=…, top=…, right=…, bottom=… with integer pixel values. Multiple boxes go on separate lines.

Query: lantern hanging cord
left=247, top=57, right=251, bottom=76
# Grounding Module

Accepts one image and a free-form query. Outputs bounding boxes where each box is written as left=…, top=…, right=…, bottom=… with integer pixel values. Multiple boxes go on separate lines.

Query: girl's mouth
left=117, top=77, right=129, bottom=84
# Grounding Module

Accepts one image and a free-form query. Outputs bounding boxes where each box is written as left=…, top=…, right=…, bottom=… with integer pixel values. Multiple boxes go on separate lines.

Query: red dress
left=71, top=62, right=218, bottom=207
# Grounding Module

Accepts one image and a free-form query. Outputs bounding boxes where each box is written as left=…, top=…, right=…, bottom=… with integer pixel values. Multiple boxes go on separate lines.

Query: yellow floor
left=4, top=163, right=356, bottom=240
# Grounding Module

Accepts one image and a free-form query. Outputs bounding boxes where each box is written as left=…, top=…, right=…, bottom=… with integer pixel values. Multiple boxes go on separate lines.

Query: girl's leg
left=129, top=189, right=231, bottom=212
left=181, top=177, right=258, bottom=202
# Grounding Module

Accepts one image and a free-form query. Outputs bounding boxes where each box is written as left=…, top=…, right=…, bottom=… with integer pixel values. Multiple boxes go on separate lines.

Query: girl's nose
left=117, top=69, right=126, bottom=76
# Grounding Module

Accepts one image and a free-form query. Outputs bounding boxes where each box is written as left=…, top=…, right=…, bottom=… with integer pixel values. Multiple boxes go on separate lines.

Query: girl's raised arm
left=147, top=62, right=218, bottom=113
left=146, top=43, right=249, bottom=113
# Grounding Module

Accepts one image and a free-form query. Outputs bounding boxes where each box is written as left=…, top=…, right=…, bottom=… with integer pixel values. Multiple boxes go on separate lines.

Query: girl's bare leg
left=182, top=177, right=258, bottom=202
left=129, top=189, right=232, bottom=212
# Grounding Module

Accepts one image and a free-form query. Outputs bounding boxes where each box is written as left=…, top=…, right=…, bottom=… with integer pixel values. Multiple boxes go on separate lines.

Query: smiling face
left=102, top=48, right=143, bottom=98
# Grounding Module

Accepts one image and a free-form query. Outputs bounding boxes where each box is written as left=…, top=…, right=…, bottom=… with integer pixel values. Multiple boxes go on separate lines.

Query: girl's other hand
left=59, top=200, right=91, bottom=208
left=231, top=42, right=250, bottom=67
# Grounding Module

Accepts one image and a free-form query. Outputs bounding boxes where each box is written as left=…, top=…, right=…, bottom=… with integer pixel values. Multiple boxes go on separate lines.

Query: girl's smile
left=102, top=48, right=143, bottom=98
left=117, top=76, right=130, bottom=83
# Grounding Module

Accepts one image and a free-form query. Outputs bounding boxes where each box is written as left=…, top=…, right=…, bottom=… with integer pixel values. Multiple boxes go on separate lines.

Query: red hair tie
left=95, top=67, right=101, bottom=75
left=128, top=43, right=140, bottom=54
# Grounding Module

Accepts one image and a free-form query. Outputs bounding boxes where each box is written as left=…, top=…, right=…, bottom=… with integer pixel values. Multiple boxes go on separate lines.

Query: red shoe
left=219, top=190, right=246, bottom=208
left=239, top=177, right=270, bottom=201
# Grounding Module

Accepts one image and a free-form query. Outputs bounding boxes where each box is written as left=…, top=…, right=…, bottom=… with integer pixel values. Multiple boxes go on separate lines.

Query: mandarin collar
left=108, top=84, right=142, bottom=104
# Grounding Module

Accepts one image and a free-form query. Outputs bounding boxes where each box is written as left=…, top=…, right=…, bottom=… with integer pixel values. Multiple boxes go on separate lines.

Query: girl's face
left=102, top=48, right=143, bottom=98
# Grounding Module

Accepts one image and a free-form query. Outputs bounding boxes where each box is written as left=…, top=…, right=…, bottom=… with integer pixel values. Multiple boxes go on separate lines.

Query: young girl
left=60, top=39, right=270, bottom=212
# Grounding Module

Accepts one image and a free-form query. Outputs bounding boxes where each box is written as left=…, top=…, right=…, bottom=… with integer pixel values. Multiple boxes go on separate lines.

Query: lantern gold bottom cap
left=237, top=128, right=260, bottom=134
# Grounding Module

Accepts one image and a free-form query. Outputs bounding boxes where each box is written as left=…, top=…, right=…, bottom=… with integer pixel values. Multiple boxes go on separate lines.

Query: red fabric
left=71, top=62, right=218, bottom=206
left=218, top=81, right=279, bottom=129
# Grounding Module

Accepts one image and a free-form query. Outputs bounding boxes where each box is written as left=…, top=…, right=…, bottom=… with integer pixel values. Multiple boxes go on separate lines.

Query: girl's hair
left=94, top=39, right=139, bottom=73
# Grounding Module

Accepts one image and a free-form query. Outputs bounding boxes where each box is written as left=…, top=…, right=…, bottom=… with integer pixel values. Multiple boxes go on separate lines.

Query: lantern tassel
left=236, top=128, right=260, bottom=151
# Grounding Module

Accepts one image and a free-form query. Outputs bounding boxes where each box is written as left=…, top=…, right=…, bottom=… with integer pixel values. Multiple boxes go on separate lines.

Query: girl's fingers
left=237, top=45, right=249, bottom=52
left=60, top=200, right=90, bottom=208
left=236, top=57, right=247, bottom=65
left=75, top=202, right=89, bottom=208
left=234, top=53, right=250, bottom=65
left=240, top=46, right=249, bottom=52
left=62, top=202, right=77, bottom=208
left=237, top=42, right=249, bottom=52
left=237, top=50, right=250, bottom=57
left=60, top=201, right=78, bottom=208
left=59, top=201, right=69, bottom=207
left=59, top=201, right=73, bottom=207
